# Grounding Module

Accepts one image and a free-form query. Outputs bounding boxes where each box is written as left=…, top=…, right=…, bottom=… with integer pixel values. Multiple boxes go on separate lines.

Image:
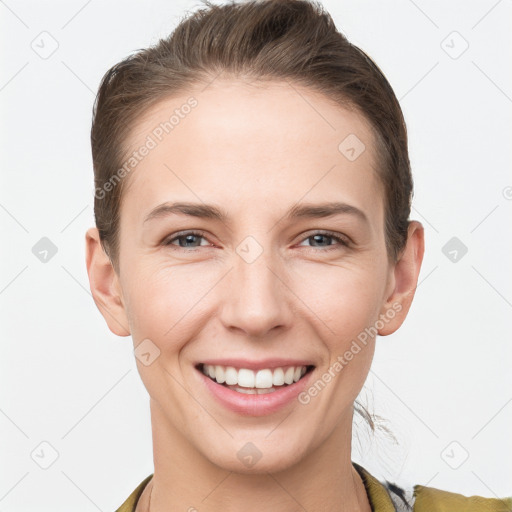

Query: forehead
left=120, top=79, right=384, bottom=227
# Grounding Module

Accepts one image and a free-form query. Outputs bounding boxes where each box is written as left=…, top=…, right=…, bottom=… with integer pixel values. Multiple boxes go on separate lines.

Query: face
left=87, top=79, right=423, bottom=474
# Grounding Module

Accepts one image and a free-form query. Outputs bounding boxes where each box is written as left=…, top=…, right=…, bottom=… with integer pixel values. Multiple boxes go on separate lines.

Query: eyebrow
left=143, top=201, right=369, bottom=225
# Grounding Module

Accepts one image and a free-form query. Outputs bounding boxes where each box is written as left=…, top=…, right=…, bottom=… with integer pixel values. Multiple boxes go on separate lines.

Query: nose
left=219, top=241, right=292, bottom=339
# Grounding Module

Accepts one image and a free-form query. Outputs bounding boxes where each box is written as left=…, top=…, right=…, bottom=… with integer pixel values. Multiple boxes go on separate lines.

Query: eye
left=297, top=231, right=350, bottom=251
left=163, top=230, right=211, bottom=250
left=162, top=229, right=351, bottom=252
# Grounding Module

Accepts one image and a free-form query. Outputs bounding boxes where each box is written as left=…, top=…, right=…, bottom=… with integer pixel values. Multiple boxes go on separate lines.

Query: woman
left=85, top=1, right=511, bottom=510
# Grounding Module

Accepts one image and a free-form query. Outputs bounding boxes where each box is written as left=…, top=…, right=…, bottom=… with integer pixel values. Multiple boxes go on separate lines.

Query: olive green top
left=115, top=462, right=512, bottom=511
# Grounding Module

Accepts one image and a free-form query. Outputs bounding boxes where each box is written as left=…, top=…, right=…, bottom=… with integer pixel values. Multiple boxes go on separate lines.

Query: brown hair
left=91, top=0, right=413, bottom=438
left=91, top=0, right=412, bottom=275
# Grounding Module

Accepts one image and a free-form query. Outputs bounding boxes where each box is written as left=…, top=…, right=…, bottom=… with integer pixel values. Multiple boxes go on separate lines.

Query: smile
left=195, top=361, right=315, bottom=415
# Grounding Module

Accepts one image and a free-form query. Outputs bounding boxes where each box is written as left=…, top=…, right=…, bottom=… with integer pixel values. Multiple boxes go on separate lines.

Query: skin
left=86, top=79, right=424, bottom=512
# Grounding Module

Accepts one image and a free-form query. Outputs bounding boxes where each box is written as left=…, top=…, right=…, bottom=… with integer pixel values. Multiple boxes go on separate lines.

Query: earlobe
left=85, top=227, right=131, bottom=337
left=377, top=221, right=425, bottom=336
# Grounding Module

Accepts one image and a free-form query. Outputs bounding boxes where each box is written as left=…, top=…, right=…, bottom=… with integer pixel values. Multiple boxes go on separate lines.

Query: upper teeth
left=202, top=364, right=308, bottom=388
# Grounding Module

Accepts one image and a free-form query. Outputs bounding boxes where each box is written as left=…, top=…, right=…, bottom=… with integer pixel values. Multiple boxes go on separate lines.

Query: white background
left=1, top=0, right=511, bottom=510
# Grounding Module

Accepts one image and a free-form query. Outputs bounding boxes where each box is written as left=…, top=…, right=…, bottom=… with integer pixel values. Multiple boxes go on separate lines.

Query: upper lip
left=197, top=358, right=315, bottom=371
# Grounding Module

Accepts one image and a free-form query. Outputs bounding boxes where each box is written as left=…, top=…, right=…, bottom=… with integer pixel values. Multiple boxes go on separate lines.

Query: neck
left=143, top=399, right=371, bottom=512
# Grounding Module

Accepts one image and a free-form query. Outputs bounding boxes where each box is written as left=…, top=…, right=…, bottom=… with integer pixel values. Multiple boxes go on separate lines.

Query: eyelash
left=162, top=230, right=351, bottom=252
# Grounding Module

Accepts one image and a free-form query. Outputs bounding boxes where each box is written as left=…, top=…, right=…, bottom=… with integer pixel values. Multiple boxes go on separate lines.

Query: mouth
left=195, top=363, right=316, bottom=395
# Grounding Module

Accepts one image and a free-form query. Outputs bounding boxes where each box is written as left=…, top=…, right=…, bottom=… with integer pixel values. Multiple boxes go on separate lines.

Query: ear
left=377, top=220, right=425, bottom=336
left=85, top=227, right=131, bottom=337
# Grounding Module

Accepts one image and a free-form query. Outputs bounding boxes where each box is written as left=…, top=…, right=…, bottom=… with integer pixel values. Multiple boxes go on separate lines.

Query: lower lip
left=197, top=367, right=314, bottom=416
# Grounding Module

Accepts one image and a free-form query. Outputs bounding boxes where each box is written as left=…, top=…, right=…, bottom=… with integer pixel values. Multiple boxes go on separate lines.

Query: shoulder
left=354, top=462, right=512, bottom=512
left=410, top=483, right=512, bottom=512
left=383, top=477, right=512, bottom=512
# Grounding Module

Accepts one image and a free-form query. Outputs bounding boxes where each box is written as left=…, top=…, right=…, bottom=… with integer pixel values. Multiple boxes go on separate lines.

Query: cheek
left=121, top=263, right=176, bottom=339
left=292, top=263, right=382, bottom=387
left=122, top=260, right=217, bottom=346
left=293, top=260, right=384, bottom=336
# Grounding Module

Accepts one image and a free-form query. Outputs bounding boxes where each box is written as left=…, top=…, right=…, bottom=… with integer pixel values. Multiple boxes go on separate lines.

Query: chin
left=202, top=435, right=310, bottom=475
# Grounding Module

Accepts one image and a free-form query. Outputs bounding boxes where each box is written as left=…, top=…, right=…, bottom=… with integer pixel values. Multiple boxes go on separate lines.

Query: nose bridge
left=223, top=233, right=288, bottom=336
